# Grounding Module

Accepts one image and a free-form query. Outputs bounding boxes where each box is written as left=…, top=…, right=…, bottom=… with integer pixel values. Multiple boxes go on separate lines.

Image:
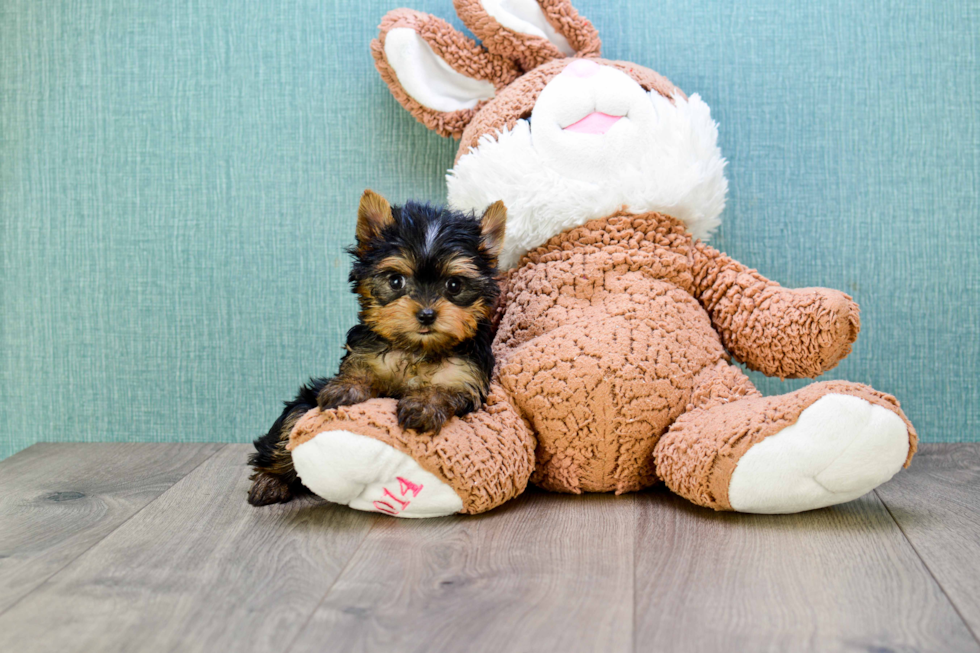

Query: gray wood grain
left=0, top=444, right=378, bottom=653
left=290, top=490, right=636, bottom=653
left=0, top=442, right=222, bottom=614
left=3, top=443, right=979, bottom=653
left=875, top=443, right=980, bottom=640
left=633, top=488, right=980, bottom=653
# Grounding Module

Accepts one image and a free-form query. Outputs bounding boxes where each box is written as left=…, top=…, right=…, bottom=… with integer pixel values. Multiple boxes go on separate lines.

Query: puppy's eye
left=388, top=274, right=404, bottom=291
left=445, top=277, right=462, bottom=296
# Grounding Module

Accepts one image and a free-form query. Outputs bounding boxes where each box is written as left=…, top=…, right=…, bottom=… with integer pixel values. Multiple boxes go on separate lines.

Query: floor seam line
left=0, top=442, right=227, bottom=622
left=284, top=516, right=379, bottom=653
left=631, top=494, right=637, bottom=653
left=875, top=488, right=980, bottom=648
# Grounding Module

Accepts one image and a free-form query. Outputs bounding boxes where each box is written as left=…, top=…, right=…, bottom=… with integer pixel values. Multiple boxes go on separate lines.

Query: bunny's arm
left=690, top=241, right=860, bottom=379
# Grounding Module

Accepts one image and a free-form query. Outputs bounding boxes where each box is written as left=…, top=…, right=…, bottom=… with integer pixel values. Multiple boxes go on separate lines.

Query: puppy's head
left=350, top=190, right=505, bottom=354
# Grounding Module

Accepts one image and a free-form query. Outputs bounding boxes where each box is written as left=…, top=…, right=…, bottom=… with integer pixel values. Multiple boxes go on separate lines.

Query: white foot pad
left=728, top=394, right=910, bottom=514
left=291, top=430, right=463, bottom=518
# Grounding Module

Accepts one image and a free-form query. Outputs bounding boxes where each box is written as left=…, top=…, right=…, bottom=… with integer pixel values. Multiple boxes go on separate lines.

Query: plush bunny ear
left=371, top=9, right=521, bottom=139
left=454, top=0, right=601, bottom=72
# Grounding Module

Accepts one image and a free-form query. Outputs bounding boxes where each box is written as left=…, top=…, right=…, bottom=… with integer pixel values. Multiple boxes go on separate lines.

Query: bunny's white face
left=372, top=1, right=729, bottom=269
left=530, top=59, right=659, bottom=179
left=448, top=60, right=728, bottom=268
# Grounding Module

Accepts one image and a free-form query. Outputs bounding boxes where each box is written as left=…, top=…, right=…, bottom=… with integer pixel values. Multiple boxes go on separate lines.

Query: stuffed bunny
left=286, top=0, right=916, bottom=517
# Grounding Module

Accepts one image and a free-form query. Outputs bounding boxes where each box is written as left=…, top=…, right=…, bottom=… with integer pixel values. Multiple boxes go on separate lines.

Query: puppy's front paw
left=397, top=395, right=451, bottom=434
left=317, top=379, right=374, bottom=411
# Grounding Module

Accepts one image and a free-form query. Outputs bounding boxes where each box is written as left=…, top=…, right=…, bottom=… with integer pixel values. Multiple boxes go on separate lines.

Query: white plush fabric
left=291, top=430, right=463, bottom=518
left=384, top=28, right=496, bottom=112
left=481, top=0, right=575, bottom=56
left=447, top=64, right=728, bottom=269
left=728, top=394, right=911, bottom=514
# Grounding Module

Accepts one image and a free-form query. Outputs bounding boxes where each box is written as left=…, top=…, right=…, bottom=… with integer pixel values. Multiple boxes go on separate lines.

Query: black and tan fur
left=247, top=190, right=506, bottom=506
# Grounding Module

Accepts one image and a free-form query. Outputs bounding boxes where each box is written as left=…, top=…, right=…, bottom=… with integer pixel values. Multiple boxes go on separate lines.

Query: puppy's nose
left=564, top=58, right=600, bottom=78
left=416, top=308, right=437, bottom=326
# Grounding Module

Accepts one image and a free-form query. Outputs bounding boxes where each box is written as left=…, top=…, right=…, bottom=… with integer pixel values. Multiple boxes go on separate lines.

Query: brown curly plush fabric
left=655, top=375, right=918, bottom=510
left=289, top=384, right=535, bottom=515
left=370, top=9, right=521, bottom=138
left=495, top=213, right=728, bottom=493
left=692, top=242, right=861, bottom=379
left=453, top=0, right=601, bottom=72
left=291, top=210, right=916, bottom=514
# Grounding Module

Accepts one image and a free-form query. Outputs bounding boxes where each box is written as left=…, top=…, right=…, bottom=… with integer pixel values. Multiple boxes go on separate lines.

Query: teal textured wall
left=1, top=0, right=977, bottom=459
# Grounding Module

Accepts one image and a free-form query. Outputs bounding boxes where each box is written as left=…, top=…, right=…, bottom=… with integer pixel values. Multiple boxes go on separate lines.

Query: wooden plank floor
left=0, top=443, right=977, bottom=653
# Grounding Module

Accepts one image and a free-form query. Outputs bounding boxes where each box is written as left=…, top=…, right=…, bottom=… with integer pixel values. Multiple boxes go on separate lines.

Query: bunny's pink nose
left=564, top=58, right=600, bottom=78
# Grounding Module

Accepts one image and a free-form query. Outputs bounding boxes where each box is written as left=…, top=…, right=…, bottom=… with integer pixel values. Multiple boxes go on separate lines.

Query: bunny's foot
left=655, top=368, right=916, bottom=514
left=288, top=385, right=534, bottom=516
left=291, top=428, right=462, bottom=518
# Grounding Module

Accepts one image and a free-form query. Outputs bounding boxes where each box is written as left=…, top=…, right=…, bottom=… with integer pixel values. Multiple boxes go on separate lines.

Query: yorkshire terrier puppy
left=247, top=190, right=506, bottom=506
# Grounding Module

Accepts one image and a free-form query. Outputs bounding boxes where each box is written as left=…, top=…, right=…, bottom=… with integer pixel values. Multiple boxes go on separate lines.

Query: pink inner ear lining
left=564, top=58, right=600, bottom=78
left=563, top=112, right=623, bottom=134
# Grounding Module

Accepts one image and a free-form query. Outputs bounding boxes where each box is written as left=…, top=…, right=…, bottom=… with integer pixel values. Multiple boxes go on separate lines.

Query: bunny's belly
left=498, top=277, right=727, bottom=494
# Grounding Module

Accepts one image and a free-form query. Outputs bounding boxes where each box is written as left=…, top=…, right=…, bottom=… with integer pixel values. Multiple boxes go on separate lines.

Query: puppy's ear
left=357, top=190, right=394, bottom=245
left=479, top=200, right=507, bottom=263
